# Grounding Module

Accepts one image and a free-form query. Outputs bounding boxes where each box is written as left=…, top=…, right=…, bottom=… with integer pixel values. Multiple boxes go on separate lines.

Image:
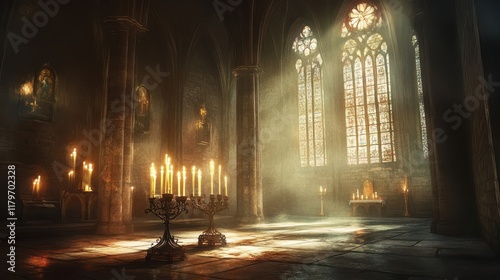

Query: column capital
left=103, top=16, right=148, bottom=33
left=232, top=65, right=263, bottom=77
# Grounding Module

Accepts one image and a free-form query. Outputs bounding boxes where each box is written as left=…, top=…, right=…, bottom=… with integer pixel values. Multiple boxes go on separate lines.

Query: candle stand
left=403, top=190, right=410, bottom=217
left=144, top=194, right=188, bottom=262
left=191, top=195, right=228, bottom=246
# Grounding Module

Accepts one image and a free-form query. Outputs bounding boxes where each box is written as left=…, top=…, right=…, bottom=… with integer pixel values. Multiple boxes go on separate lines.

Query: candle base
left=191, top=194, right=229, bottom=246
left=145, top=195, right=188, bottom=263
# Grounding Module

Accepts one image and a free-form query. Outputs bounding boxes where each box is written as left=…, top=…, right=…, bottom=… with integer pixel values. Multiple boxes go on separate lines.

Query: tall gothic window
left=413, top=34, right=428, bottom=158
left=293, top=26, right=327, bottom=167
left=342, top=3, right=396, bottom=165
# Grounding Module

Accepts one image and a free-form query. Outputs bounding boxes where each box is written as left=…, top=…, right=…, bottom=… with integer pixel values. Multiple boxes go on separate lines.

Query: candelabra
left=144, top=194, right=188, bottom=262
left=191, top=194, right=228, bottom=246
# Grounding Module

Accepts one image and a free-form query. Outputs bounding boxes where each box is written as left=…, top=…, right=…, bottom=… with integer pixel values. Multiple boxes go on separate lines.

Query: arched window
left=293, top=26, right=326, bottom=167
left=413, top=34, right=428, bottom=158
left=341, top=3, right=395, bottom=165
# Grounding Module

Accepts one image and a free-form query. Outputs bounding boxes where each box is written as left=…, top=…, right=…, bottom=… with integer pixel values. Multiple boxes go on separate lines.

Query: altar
left=349, top=199, right=385, bottom=217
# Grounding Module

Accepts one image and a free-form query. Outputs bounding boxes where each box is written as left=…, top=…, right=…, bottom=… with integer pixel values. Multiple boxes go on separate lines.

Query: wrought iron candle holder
left=144, top=194, right=188, bottom=262
left=190, top=194, right=228, bottom=246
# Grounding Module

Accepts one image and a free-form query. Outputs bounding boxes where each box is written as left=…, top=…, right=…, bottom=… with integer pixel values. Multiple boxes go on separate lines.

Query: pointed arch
left=293, top=25, right=326, bottom=167
left=341, top=2, right=395, bottom=165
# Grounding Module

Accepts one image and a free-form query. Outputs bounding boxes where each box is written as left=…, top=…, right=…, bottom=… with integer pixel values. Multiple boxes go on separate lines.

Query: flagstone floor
left=1, top=216, right=499, bottom=280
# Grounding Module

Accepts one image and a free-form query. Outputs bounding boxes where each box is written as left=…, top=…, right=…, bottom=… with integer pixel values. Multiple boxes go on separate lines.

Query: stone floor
left=1, top=216, right=499, bottom=280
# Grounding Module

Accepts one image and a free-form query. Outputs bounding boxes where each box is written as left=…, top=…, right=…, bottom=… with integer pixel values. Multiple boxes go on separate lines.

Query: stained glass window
left=342, top=3, right=395, bottom=165
left=293, top=26, right=326, bottom=167
left=413, top=34, right=428, bottom=158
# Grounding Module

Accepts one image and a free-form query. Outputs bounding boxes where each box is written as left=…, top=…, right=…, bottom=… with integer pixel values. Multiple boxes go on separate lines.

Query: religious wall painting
left=19, top=64, right=56, bottom=122
left=196, top=104, right=211, bottom=146
left=135, top=85, right=150, bottom=133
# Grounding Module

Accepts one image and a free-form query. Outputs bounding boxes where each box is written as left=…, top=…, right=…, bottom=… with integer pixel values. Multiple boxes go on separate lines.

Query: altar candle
left=37, top=175, right=41, bottom=196
left=32, top=179, right=37, bottom=196
left=224, top=175, right=227, bottom=196
left=218, top=165, right=221, bottom=195
left=192, top=166, right=196, bottom=195
left=160, top=166, right=164, bottom=194
left=177, top=171, right=181, bottom=196
left=361, top=194, right=364, bottom=200
left=210, top=160, right=214, bottom=195
left=71, top=148, right=77, bottom=170
left=182, top=166, right=186, bottom=196
left=352, top=193, right=355, bottom=200
left=197, top=169, right=202, bottom=196
left=375, top=191, right=378, bottom=199
left=88, top=163, right=93, bottom=191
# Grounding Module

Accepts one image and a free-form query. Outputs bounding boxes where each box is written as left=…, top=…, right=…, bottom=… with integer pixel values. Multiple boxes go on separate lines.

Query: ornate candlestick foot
left=191, top=194, right=228, bottom=246
left=145, top=194, right=188, bottom=262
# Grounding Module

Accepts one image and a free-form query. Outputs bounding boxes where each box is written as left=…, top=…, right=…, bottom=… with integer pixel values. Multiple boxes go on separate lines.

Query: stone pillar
left=232, top=65, right=263, bottom=223
left=96, top=16, right=146, bottom=235
left=422, top=0, right=480, bottom=235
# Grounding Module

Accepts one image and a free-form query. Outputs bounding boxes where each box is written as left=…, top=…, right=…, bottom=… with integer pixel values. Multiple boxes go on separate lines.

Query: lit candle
left=83, top=161, right=88, bottom=189
left=88, top=163, right=93, bottom=191
left=37, top=175, right=41, bottom=197
left=71, top=148, right=77, bottom=170
left=361, top=194, right=364, bottom=200
left=160, top=166, right=164, bottom=194
left=375, top=191, right=378, bottom=199
left=165, top=155, right=170, bottom=193
left=177, top=171, right=181, bottom=196
left=192, top=166, right=196, bottom=195
left=210, top=160, right=214, bottom=195
left=218, top=164, right=221, bottom=195
left=150, top=163, right=155, bottom=198
left=352, top=193, right=355, bottom=200
left=356, top=189, right=359, bottom=199
left=169, top=166, right=173, bottom=194
left=32, top=179, right=37, bottom=196
left=198, top=169, right=202, bottom=196
left=182, top=166, right=186, bottom=196
left=224, top=175, right=227, bottom=196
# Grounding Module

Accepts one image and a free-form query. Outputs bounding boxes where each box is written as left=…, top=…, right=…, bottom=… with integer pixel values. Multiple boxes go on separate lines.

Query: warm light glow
left=20, top=81, right=33, bottom=96
left=348, top=3, right=378, bottom=31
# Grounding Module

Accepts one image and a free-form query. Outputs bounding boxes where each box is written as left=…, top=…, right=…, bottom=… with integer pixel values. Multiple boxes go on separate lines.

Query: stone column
left=232, top=65, right=263, bottom=223
left=96, top=16, right=146, bottom=235
left=421, top=0, right=479, bottom=235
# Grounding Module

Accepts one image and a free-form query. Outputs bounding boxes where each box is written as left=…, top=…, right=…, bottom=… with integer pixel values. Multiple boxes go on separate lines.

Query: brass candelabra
left=190, top=194, right=228, bottom=246
left=144, top=194, right=188, bottom=262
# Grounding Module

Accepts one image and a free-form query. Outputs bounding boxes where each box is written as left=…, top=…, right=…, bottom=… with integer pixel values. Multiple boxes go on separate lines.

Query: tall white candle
left=150, top=163, right=155, bottom=198
left=218, top=165, right=221, bottom=195
left=71, top=148, right=77, bottom=170
left=177, top=171, right=181, bottom=196
left=88, top=163, right=93, bottom=191
left=210, top=160, right=214, bottom=195
left=160, top=166, right=164, bottom=194
left=198, top=169, right=202, bottom=196
left=224, top=175, right=227, bottom=196
left=182, top=166, right=186, bottom=196
left=192, top=166, right=196, bottom=195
